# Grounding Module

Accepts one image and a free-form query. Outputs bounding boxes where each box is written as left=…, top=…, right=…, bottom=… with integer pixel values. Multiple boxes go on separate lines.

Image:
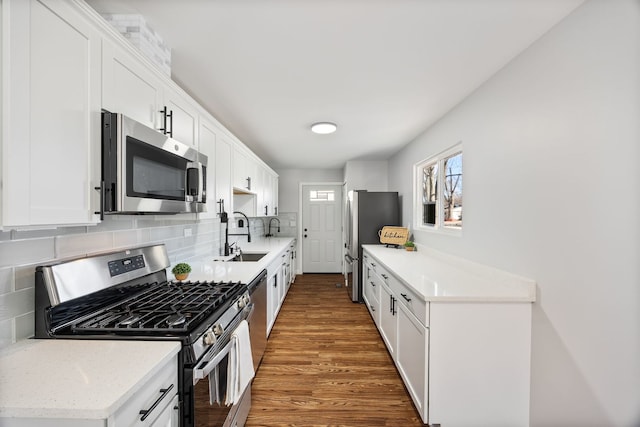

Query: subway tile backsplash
left=0, top=213, right=295, bottom=349
left=0, top=216, right=221, bottom=349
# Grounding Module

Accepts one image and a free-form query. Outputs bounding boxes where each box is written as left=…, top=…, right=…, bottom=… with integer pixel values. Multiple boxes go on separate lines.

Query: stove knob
left=213, top=324, right=224, bottom=336
left=203, top=331, right=216, bottom=346
left=237, top=297, right=246, bottom=309
left=244, top=295, right=251, bottom=306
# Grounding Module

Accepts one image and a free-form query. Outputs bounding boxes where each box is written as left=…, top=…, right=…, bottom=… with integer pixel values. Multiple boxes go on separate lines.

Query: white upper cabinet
left=215, top=133, right=233, bottom=217
left=102, top=38, right=162, bottom=129
left=233, top=145, right=254, bottom=192
left=1, top=0, right=274, bottom=228
left=257, top=168, right=278, bottom=217
left=197, top=117, right=217, bottom=220
left=272, top=175, right=279, bottom=216
left=198, top=114, right=234, bottom=219
left=162, top=87, right=199, bottom=148
left=2, top=0, right=102, bottom=228
left=102, top=37, right=198, bottom=148
left=256, top=166, right=267, bottom=217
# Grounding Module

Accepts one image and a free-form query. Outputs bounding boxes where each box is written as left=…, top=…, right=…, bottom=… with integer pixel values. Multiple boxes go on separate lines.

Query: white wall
left=343, top=160, right=389, bottom=193
left=276, top=168, right=344, bottom=213
left=388, top=1, right=640, bottom=425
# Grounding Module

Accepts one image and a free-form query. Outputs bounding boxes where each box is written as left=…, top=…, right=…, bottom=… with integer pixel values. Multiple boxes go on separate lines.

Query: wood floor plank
left=246, top=273, right=425, bottom=427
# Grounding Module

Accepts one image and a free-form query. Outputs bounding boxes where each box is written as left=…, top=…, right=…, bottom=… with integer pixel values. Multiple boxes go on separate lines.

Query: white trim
left=413, top=142, right=463, bottom=236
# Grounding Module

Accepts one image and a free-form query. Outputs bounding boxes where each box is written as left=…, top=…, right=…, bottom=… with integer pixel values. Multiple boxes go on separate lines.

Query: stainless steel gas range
left=34, top=244, right=265, bottom=427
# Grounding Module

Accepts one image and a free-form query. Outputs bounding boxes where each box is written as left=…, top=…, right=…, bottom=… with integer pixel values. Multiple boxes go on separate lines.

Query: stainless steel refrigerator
left=344, top=190, right=400, bottom=302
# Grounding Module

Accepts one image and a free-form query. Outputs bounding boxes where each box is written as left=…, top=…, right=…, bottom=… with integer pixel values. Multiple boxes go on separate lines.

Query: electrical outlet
left=183, top=228, right=193, bottom=237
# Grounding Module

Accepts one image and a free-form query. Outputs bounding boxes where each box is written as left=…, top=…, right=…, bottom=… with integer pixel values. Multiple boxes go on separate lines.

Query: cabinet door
left=363, top=267, right=380, bottom=326
left=102, top=39, right=161, bottom=129
left=379, top=282, right=397, bottom=357
left=163, top=88, right=198, bottom=147
left=233, top=146, right=250, bottom=191
left=255, top=165, right=267, bottom=217
left=397, top=303, right=428, bottom=421
left=271, top=175, right=279, bottom=216
left=197, top=118, right=217, bottom=219
left=149, top=394, right=179, bottom=427
left=215, top=134, right=233, bottom=217
left=277, top=259, right=287, bottom=304
left=3, top=0, right=101, bottom=227
left=266, top=272, right=279, bottom=336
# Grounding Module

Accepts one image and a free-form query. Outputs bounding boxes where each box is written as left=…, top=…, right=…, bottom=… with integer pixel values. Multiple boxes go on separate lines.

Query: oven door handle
left=194, top=340, right=233, bottom=383
left=193, top=303, right=255, bottom=384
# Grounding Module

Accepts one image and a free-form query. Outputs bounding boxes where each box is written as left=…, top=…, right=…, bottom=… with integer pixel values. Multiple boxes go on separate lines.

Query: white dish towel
left=225, top=319, right=255, bottom=406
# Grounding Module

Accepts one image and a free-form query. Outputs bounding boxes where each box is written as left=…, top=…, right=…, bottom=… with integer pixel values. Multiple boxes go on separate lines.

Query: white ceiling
left=87, top=0, right=583, bottom=170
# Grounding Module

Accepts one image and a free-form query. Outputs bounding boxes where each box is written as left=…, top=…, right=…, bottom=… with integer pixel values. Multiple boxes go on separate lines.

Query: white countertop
left=0, top=339, right=180, bottom=419
left=172, top=237, right=295, bottom=283
left=363, top=244, right=536, bottom=302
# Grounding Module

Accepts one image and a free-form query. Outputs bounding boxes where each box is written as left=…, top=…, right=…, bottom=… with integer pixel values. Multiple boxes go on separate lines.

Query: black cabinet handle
left=246, top=177, right=251, bottom=190
left=264, top=205, right=268, bottom=216
left=94, top=182, right=104, bottom=221
left=381, top=274, right=388, bottom=280
left=275, top=207, right=278, bottom=215
left=401, top=293, right=411, bottom=302
left=159, top=106, right=168, bottom=134
left=139, top=384, right=174, bottom=421
left=167, top=109, right=173, bottom=137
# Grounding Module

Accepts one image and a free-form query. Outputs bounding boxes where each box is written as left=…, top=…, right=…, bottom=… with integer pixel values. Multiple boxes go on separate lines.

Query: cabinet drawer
left=363, top=272, right=381, bottom=325
left=390, top=277, right=429, bottom=327
left=371, top=262, right=391, bottom=286
left=112, top=356, right=178, bottom=426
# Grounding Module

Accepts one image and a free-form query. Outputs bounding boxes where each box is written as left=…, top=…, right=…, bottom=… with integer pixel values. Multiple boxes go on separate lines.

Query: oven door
left=102, top=112, right=207, bottom=214
left=189, top=303, right=254, bottom=427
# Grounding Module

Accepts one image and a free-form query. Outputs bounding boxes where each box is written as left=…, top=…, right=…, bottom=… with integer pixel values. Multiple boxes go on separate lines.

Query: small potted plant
left=171, top=262, right=192, bottom=281
left=403, top=240, right=416, bottom=252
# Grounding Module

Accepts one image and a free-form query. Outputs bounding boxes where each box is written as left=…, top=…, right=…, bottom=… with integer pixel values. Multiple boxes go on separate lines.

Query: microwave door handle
left=197, top=163, right=205, bottom=202
left=186, top=163, right=201, bottom=202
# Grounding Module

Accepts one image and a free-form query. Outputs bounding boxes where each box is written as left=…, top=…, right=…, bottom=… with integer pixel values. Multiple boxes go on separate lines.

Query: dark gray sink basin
left=228, top=252, right=267, bottom=262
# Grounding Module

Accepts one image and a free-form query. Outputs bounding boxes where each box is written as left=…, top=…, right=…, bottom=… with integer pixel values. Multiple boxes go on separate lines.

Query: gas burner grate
left=69, top=280, right=245, bottom=335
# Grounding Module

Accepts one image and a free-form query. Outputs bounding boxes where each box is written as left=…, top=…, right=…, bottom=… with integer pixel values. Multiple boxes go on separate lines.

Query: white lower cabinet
left=363, top=247, right=532, bottom=426
left=0, top=345, right=179, bottom=427
left=111, top=354, right=179, bottom=427
left=396, top=302, right=428, bottom=419
left=266, top=269, right=280, bottom=336
left=266, top=240, right=295, bottom=337
left=378, top=282, right=397, bottom=358
left=362, top=262, right=380, bottom=327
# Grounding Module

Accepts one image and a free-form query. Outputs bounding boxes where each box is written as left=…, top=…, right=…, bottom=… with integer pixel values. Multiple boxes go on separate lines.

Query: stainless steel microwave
left=99, top=112, right=207, bottom=215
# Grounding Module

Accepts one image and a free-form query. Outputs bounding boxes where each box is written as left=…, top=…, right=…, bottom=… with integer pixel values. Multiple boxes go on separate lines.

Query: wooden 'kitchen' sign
left=378, top=226, right=409, bottom=246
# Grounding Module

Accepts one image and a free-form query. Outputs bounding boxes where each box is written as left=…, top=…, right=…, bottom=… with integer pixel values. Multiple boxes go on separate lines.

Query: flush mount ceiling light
left=311, top=122, right=337, bottom=134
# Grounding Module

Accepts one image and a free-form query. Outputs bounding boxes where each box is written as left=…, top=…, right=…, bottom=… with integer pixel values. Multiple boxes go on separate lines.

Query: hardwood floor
left=246, top=273, right=425, bottom=427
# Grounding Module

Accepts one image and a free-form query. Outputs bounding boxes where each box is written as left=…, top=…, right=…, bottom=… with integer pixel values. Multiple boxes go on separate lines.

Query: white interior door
left=301, top=184, right=342, bottom=273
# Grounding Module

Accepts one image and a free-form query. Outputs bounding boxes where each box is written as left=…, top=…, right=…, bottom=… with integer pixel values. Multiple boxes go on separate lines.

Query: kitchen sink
left=228, top=252, right=268, bottom=262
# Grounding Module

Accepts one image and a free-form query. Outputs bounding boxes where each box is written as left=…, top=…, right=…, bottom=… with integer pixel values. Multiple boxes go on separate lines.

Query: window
left=309, top=190, right=335, bottom=201
left=414, top=144, right=462, bottom=232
